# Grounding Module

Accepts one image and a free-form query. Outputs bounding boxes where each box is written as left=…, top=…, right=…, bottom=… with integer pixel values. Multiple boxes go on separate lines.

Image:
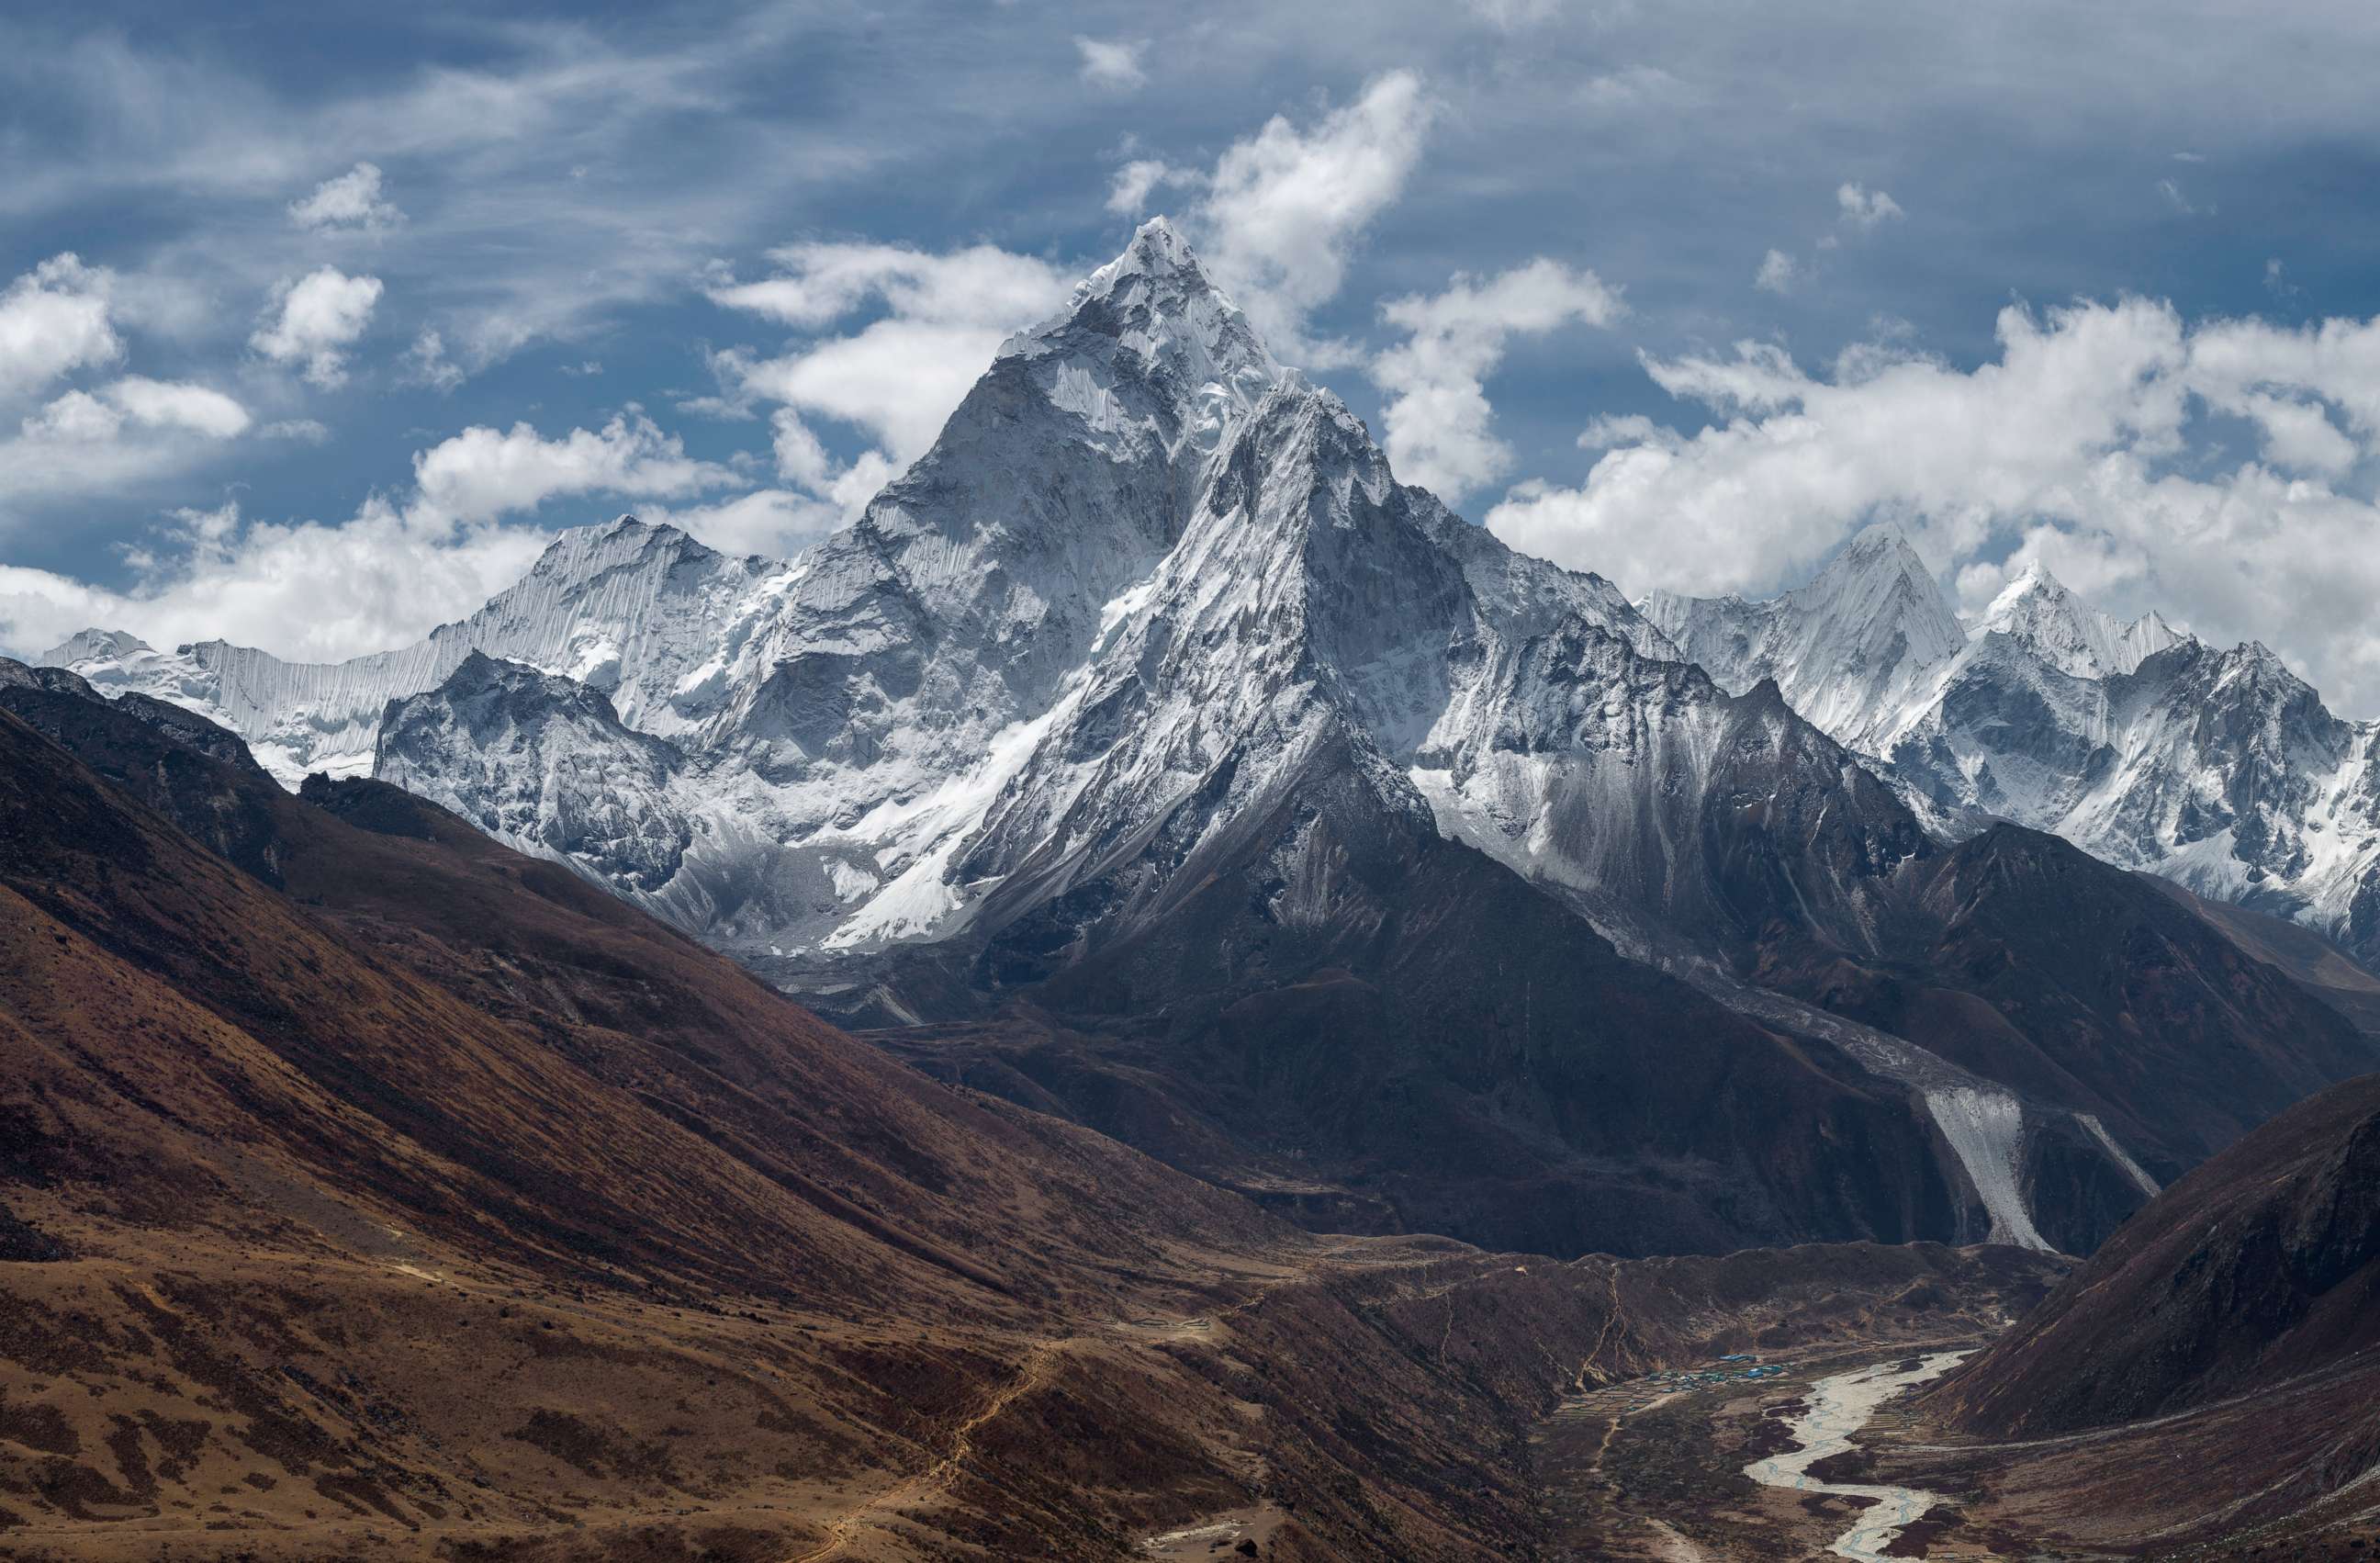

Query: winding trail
left=1742, top=1351, right=1969, bottom=1562
left=786, top=1270, right=1303, bottom=1561
left=787, top=1338, right=1069, bottom=1563
left=1592, top=1390, right=1679, bottom=1467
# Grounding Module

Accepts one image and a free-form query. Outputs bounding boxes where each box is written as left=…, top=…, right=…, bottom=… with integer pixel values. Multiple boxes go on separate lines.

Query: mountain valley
left=13, top=221, right=2380, bottom=1561
left=0, top=651, right=2076, bottom=1559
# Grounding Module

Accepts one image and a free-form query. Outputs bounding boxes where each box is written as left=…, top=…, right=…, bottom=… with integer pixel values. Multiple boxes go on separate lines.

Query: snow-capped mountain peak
left=1067, top=214, right=1214, bottom=311
left=37, top=631, right=249, bottom=751
left=1976, top=558, right=2186, bottom=679
left=40, top=627, right=153, bottom=667
left=42, top=221, right=2380, bottom=988
left=1642, top=521, right=1965, bottom=747
left=28, top=219, right=2362, bottom=1265
left=1004, top=216, right=1282, bottom=465
left=1653, top=530, right=2380, bottom=966
left=37, top=512, right=784, bottom=783
left=32, top=222, right=1844, bottom=974
left=376, top=651, right=691, bottom=894
left=1781, top=522, right=1967, bottom=665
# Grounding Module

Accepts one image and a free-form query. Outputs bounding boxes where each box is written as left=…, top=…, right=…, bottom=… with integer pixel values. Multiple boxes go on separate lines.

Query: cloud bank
left=1485, top=299, right=2380, bottom=713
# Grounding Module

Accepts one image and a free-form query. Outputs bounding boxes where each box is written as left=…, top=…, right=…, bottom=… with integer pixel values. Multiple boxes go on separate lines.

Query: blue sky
left=7, top=1, right=2380, bottom=710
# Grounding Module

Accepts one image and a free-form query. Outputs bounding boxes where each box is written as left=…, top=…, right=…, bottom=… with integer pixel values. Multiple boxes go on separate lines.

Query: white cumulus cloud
left=1370, top=258, right=1623, bottom=501
left=2, top=375, right=251, bottom=513
left=1106, top=158, right=1196, bottom=218
left=705, top=241, right=1074, bottom=470
left=633, top=468, right=883, bottom=559
left=0, top=254, right=121, bottom=400
left=290, top=162, right=403, bottom=232
left=399, top=329, right=466, bottom=392
left=707, top=242, right=1068, bottom=335
left=410, top=411, right=742, bottom=525
left=0, top=500, right=549, bottom=668
left=1, top=405, right=758, bottom=664
left=1755, top=248, right=1801, bottom=294
left=59, top=377, right=252, bottom=439
left=1188, top=71, right=1437, bottom=362
left=252, top=266, right=384, bottom=388
left=1836, top=182, right=1905, bottom=231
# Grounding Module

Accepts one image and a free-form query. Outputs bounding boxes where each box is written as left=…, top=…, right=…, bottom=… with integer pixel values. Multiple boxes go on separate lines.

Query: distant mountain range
left=1648, top=523, right=2380, bottom=969
left=39, top=220, right=2380, bottom=1262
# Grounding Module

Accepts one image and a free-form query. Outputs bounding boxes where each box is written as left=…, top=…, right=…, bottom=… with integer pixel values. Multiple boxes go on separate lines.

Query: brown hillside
left=0, top=684, right=2062, bottom=1559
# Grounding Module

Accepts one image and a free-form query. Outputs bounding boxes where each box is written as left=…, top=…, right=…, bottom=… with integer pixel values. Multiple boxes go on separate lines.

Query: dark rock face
left=1932, top=1069, right=2380, bottom=1439
left=1661, top=540, right=2380, bottom=979
left=888, top=664, right=1927, bottom=1257
left=1907, top=640, right=2103, bottom=816
left=2016, top=1116, right=2156, bottom=1259
left=953, top=733, right=1961, bottom=1260
left=804, top=391, right=1970, bottom=1260
left=0, top=658, right=289, bottom=887
left=298, top=772, right=442, bottom=839
left=2355, top=869, right=2380, bottom=962
left=1887, top=826, right=2372, bottom=1175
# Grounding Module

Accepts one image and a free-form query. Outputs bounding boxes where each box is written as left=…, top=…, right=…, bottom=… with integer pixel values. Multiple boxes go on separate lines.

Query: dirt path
left=787, top=1337, right=1071, bottom=1562
left=1592, top=1389, right=1680, bottom=1467
left=1536, top=1380, right=1701, bottom=1561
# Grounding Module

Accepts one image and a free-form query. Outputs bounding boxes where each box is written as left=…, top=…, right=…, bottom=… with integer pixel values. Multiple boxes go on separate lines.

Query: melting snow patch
left=823, top=833, right=967, bottom=950
left=825, top=860, right=881, bottom=903
left=1096, top=577, right=1160, bottom=646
